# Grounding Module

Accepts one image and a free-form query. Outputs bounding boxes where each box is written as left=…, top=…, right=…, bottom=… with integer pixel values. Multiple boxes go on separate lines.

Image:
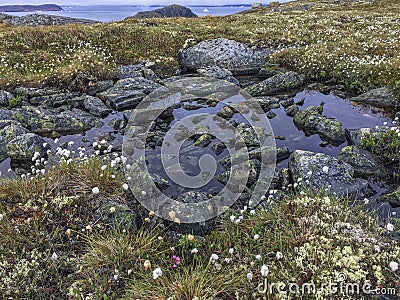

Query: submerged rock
left=337, top=146, right=387, bottom=178
left=351, top=87, right=398, bottom=109
left=178, top=38, right=271, bottom=75
left=244, top=71, right=306, bottom=96
left=293, top=105, right=346, bottom=146
left=6, top=133, right=49, bottom=161
left=288, top=150, right=373, bottom=199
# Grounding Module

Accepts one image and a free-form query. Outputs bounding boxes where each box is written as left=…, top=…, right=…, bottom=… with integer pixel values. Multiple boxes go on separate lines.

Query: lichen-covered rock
left=0, top=90, right=13, bottom=107
left=253, top=96, right=280, bottom=112
left=197, top=65, right=239, bottom=84
left=216, top=159, right=259, bottom=188
left=178, top=38, right=271, bottom=75
left=94, top=201, right=137, bottom=231
left=285, top=104, right=299, bottom=117
left=337, top=146, right=387, bottom=178
left=244, top=71, right=306, bottom=96
left=0, top=124, right=29, bottom=144
left=11, top=106, right=100, bottom=135
left=288, top=150, right=373, bottom=199
left=6, top=133, right=49, bottom=161
left=235, top=123, right=264, bottom=147
left=29, top=93, right=73, bottom=107
left=293, top=105, right=346, bottom=146
left=194, top=133, right=214, bottom=147
left=351, top=87, right=398, bottom=108
left=98, top=77, right=161, bottom=111
left=82, top=95, right=113, bottom=117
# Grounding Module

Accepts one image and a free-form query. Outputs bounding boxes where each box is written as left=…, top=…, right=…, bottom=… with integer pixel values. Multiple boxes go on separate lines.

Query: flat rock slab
left=244, top=71, right=306, bottom=96
left=351, top=87, right=398, bottom=109
left=98, top=77, right=161, bottom=111
left=289, top=150, right=373, bottom=199
left=11, top=106, right=101, bottom=135
left=178, top=38, right=272, bottom=75
left=82, top=95, right=113, bottom=117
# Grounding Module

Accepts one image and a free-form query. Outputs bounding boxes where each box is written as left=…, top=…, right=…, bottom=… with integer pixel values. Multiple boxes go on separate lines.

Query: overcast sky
left=0, top=0, right=281, bottom=5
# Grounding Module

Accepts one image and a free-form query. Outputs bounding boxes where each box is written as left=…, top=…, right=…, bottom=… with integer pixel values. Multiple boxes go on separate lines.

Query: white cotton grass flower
left=255, top=254, right=262, bottom=261
left=224, top=258, right=231, bottom=263
left=210, top=253, right=219, bottom=263
left=246, top=272, right=253, bottom=281
left=191, top=248, right=199, bottom=254
left=260, top=265, right=269, bottom=277
left=374, top=245, right=381, bottom=253
left=386, top=223, right=394, bottom=232
left=113, top=274, right=119, bottom=280
left=141, top=190, right=147, bottom=196
left=322, top=166, right=329, bottom=173
left=51, top=252, right=58, bottom=260
left=0, top=213, right=3, bottom=221
left=254, top=234, right=260, bottom=240
left=122, top=183, right=129, bottom=190
left=153, top=267, right=162, bottom=280
left=92, top=187, right=100, bottom=194
left=228, top=248, right=234, bottom=254
left=250, top=209, right=256, bottom=215
left=389, top=261, right=398, bottom=272
left=276, top=251, right=283, bottom=260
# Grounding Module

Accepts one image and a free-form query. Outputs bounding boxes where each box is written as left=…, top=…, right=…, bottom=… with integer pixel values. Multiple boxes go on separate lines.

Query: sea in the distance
left=6, top=5, right=256, bottom=22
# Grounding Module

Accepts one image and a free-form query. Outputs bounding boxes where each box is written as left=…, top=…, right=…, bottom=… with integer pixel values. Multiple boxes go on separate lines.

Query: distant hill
left=0, top=4, right=63, bottom=13
left=132, top=4, right=197, bottom=19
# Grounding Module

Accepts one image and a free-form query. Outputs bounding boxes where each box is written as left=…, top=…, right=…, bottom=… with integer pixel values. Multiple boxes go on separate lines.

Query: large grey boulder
left=6, top=133, right=49, bottom=161
left=293, top=105, right=346, bottom=146
left=337, top=146, right=387, bottom=178
left=178, top=38, right=271, bottom=75
left=351, top=87, right=398, bottom=108
left=132, top=4, right=197, bottom=19
left=288, top=150, right=373, bottom=199
left=98, top=77, right=162, bottom=111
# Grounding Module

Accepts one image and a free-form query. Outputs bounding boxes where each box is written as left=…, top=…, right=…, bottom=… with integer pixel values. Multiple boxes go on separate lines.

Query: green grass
left=0, top=0, right=400, bottom=93
left=0, top=157, right=399, bottom=299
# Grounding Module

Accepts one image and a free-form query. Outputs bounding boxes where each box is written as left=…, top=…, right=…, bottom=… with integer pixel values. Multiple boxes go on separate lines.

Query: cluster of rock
left=0, top=37, right=399, bottom=231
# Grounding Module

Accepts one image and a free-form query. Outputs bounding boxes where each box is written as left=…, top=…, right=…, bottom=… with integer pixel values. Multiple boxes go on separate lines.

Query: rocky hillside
left=0, top=4, right=63, bottom=12
left=131, top=4, right=197, bottom=19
